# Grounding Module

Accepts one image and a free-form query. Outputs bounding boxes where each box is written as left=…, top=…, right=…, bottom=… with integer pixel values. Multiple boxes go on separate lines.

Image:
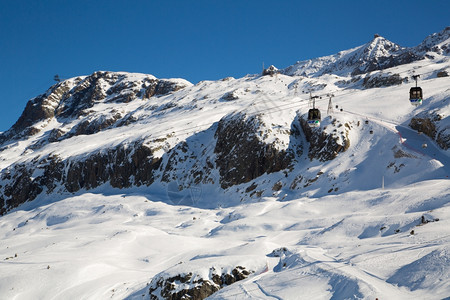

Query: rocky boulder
left=149, top=266, right=253, bottom=300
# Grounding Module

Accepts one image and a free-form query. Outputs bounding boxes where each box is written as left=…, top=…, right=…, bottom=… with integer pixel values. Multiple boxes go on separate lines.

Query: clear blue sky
left=0, top=0, right=449, bottom=132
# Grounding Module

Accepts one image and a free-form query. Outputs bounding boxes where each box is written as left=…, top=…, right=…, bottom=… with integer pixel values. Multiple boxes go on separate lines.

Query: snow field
left=0, top=177, right=448, bottom=299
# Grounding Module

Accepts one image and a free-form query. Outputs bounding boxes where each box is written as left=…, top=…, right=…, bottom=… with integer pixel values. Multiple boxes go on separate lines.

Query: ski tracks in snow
left=343, top=109, right=450, bottom=175
left=300, top=246, right=420, bottom=300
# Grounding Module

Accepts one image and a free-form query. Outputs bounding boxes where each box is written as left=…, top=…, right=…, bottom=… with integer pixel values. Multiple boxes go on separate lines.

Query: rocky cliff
left=410, top=111, right=450, bottom=150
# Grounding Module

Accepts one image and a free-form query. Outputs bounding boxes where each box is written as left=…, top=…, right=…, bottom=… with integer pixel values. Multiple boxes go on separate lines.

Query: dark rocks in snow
left=300, top=117, right=350, bottom=161
left=0, top=79, right=76, bottom=144
left=437, top=70, right=449, bottom=77
left=61, top=112, right=123, bottom=140
left=221, top=90, right=239, bottom=101
left=0, top=71, right=190, bottom=145
left=1, top=165, right=43, bottom=212
left=351, top=50, right=423, bottom=77
left=268, top=247, right=291, bottom=257
left=262, top=65, right=279, bottom=76
left=142, top=78, right=188, bottom=99
left=64, top=142, right=161, bottom=192
left=55, top=71, right=109, bottom=118
left=415, top=26, right=450, bottom=56
left=214, top=112, right=294, bottom=189
left=410, top=117, right=437, bottom=140
left=0, top=142, right=161, bottom=214
left=410, top=113, right=449, bottom=150
left=149, top=266, right=252, bottom=300
left=362, top=73, right=406, bottom=88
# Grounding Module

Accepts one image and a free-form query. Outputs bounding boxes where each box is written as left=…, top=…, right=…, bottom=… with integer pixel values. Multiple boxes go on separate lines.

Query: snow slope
left=0, top=29, right=449, bottom=300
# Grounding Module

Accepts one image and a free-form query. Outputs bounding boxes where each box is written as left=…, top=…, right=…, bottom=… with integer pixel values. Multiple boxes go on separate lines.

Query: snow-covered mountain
left=0, top=28, right=449, bottom=300
left=282, top=26, right=450, bottom=77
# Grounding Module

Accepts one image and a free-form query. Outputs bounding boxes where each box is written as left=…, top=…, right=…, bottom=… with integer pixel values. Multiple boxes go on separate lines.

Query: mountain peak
left=282, top=28, right=450, bottom=78
left=281, top=34, right=403, bottom=77
left=416, top=26, right=450, bottom=55
left=0, top=71, right=192, bottom=145
left=363, top=35, right=401, bottom=58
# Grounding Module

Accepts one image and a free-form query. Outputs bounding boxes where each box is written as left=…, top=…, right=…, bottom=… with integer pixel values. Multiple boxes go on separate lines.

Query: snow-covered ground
left=0, top=38, right=449, bottom=299
left=0, top=180, right=448, bottom=299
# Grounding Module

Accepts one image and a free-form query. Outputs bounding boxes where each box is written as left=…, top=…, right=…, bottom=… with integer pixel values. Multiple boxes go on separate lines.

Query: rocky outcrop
left=410, top=113, right=449, bottom=150
left=221, top=90, right=239, bottom=101
left=149, top=266, right=252, bottom=300
left=300, top=117, right=350, bottom=161
left=141, top=78, right=188, bottom=100
left=0, top=71, right=190, bottom=145
left=0, top=79, right=79, bottom=144
left=0, top=164, right=43, bottom=215
left=0, top=142, right=161, bottom=214
left=214, top=112, right=295, bottom=189
left=64, top=142, right=161, bottom=192
left=437, top=70, right=449, bottom=77
left=415, top=26, right=450, bottom=55
left=362, top=73, right=406, bottom=88
left=262, top=65, right=279, bottom=76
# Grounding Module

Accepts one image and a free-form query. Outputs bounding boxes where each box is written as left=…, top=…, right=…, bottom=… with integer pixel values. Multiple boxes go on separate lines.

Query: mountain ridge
left=0, top=27, right=449, bottom=214
left=0, top=27, right=449, bottom=300
left=281, top=26, right=450, bottom=77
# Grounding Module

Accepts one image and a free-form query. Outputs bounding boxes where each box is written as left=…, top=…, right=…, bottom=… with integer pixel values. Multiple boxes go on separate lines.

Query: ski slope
left=0, top=43, right=449, bottom=299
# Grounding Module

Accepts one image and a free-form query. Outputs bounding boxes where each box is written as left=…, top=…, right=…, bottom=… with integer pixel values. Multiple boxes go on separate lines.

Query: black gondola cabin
left=307, top=108, right=321, bottom=127
left=409, top=87, right=423, bottom=106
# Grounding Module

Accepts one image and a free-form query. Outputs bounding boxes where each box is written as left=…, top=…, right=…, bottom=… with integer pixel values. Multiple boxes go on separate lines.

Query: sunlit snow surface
left=0, top=55, right=449, bottom=299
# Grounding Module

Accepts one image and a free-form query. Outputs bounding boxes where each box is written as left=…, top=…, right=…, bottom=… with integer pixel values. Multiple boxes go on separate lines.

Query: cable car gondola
left=409, top=75, right=423, bottom=106
left=307, top=94, right=321, bottom=127
left=307, top=108, right=321, bottom=128
left=409, top=87, right=423, bottom=106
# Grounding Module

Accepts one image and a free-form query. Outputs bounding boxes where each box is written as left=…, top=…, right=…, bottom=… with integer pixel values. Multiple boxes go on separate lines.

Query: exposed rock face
left=282, top=36, right=411, bottom=78
left=300, top=117, right=350, bottom=161
left=0, top=142, right=161, bottom=214
left=65, top=142, right=161, bottom=191
left=0, top=79, right=78, bottom=143
left=262, top=65, right=279, bottom=76
left=362, top=73, right=406, bottom=88
left=1, top=164, right=43, bottom=215
left=160, top=137, right=217, bottom=190
left=143, top=78, right=188, bottom=99
left=221, top=90, right=240, bottom=101
left=149, top=266, right=252, bottom=300
left=415, top=26, right=450, bottom=55
left=214, top=112, right=295, bottom=189
left=0, top=71, right=190, bottom=145
left=410, top=113, right=449, bottom=150
left=0, top=71, right=194, bottom=214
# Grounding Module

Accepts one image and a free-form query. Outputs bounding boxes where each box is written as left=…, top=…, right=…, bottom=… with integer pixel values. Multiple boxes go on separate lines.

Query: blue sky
left=0, top=0, right=449, bottom=132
